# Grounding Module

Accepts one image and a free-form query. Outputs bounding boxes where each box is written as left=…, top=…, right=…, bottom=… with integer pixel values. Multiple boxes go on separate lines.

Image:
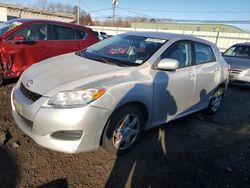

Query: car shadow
left=1, top=78, right=18, bottom=87
left=104, top=86, right=250, bottom=187
left=0, top=147, right=20, bottom=187
left=36, top=178, right=68, bottom=188
left=104, top=71, right=177, bottom=188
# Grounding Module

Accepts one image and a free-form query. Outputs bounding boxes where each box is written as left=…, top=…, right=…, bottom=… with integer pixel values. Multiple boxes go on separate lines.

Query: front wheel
left=102, top=106, right=144, bottom=155
left=206, top=86, right=225, bottom=114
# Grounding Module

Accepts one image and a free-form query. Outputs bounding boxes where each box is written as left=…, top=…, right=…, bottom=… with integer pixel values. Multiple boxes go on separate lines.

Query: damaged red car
left=0, top=19, right=99, bottom=85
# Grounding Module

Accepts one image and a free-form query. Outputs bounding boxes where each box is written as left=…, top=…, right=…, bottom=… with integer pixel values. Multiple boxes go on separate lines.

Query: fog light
left=51, top=130, right=83, bottom=140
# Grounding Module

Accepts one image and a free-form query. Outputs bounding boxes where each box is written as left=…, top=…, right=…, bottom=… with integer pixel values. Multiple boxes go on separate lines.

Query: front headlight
left=245, top=69, right=250, bottom=77
left=48, top=88, right=106, bottom=107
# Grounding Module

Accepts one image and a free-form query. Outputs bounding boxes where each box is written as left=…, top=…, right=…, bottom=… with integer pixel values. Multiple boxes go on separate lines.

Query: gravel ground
left=0, top=82, right=250, bottom=188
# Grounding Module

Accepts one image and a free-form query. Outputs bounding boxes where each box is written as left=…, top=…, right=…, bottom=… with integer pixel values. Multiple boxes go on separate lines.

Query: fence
left=90, top=26, right=250, bottom=52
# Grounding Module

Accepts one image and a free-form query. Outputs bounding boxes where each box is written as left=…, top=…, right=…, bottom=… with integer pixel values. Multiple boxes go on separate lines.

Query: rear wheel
left=102, top=105, right=144, bottom=155
left=207, top=86, right=225, bottom=114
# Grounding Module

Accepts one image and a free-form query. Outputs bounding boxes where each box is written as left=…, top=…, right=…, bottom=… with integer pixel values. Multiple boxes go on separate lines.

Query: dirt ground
left=0, top=82, right=250, bottom=188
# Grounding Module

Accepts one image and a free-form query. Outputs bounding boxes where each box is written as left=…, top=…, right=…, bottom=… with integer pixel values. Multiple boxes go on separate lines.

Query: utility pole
left=112, top=0, right=118, bottom=27
left=77, top=0, right=80, bottom=24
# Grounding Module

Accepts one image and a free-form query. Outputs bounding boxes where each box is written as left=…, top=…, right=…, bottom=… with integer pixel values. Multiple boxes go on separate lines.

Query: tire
left=206, top=86, right=225, bottom=114
left=102, top=105, right=144, bottom=156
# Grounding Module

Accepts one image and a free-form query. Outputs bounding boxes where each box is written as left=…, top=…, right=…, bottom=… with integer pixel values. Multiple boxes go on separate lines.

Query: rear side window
left=194, top=43, right=216, bottom=64
left=75, top=29, right=86, bottom=40
left=11, top=24, right=47, bottom=41
left=162, top=41, right=192, bottom=68
left=51, top=25, right=76, bottom=40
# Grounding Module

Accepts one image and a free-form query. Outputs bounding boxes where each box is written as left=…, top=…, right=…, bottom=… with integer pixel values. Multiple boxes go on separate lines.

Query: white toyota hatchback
left=11, top=32, right=229, bottom=155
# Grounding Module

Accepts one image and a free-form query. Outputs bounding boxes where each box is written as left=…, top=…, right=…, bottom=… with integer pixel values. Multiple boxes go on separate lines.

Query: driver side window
left=161, top=41, right=192, bottom=68
left=11, top=24, right=47, bottom=41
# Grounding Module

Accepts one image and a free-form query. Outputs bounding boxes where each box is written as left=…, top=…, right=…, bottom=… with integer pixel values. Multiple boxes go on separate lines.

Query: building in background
left=0, top=3, right=74, bottom=23
left=131, top=22, right=244, bottom=33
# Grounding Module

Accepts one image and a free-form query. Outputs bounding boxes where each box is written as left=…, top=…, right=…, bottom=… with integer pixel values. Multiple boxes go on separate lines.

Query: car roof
left=233, top=42, right=250, bottom=47
left=8, top=18, right=91, bottom=30
left=122, top=31, right=215, bottom=46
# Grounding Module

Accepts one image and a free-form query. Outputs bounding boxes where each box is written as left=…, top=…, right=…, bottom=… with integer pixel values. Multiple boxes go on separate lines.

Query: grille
left=20, top=83, right=41, bottom=102
left=230, top=68, right=243, bottom=75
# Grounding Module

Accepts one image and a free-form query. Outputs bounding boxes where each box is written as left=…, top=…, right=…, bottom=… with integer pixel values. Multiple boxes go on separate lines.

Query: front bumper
left=229, top=73, right=250, bottom=86
left=11, top=86, right=112, bottom=153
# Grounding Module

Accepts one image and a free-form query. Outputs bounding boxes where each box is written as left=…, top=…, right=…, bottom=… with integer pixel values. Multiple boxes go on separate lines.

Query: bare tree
left=34, top=0, right=93, bottom=26
left=35, top=0, right=48, bottom=10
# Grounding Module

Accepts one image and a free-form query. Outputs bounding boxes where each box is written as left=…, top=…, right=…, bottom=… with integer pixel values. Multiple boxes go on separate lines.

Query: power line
left=89, top=8, right=112, bottom=13
left=116, top=8, right=149, bottom=17
left=118, top=7, right=250, bottom=14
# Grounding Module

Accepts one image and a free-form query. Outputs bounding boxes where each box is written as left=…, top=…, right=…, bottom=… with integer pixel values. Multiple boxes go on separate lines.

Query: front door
left=152, top=41, right=195, bottom=125
left=2, top=23, right=51, bottom=76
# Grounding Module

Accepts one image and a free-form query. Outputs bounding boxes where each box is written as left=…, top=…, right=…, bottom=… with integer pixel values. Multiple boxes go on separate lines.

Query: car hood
left=21, top=53, right=133, bottom=97
left=223, top=56, right=250, bottom=69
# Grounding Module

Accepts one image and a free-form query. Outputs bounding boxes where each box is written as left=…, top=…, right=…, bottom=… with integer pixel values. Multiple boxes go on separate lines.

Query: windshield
left=223, top=45, right=250, bottom=59
left=77, top=34, right=166, bottom=66
left=0, top=20, right=23, bottom=36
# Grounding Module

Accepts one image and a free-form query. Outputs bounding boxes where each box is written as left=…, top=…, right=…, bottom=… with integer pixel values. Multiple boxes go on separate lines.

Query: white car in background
left=223, top=43, right=250, bottom=86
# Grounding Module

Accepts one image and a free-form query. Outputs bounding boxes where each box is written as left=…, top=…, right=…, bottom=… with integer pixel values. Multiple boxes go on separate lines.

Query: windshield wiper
left=92, top=57, right=126, bottom=66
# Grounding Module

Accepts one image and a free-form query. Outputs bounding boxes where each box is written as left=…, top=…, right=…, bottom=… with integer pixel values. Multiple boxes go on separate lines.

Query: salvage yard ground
left=0, top=83, right=250, bottom=188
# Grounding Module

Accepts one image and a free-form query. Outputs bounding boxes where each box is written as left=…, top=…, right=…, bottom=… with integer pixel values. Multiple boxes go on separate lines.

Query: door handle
left=187, top=72, right=195, bottom=80
left=215, top=67, right=220, bottom=72
left=187, top=72, right=195, bottom=79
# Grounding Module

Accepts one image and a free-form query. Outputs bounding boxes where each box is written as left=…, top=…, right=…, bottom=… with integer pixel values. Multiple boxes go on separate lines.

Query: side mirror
left=157, top=58, right=179, bottom=70
left=14, top=35, right=26, bottom=43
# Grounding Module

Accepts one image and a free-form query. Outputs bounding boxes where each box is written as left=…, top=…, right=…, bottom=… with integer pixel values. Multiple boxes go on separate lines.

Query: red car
left=0, top=19, right=99, bottom=85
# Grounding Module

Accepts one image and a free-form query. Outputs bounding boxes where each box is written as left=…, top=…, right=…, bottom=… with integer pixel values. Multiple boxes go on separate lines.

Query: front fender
left=91, top=81, right=153, bottom=127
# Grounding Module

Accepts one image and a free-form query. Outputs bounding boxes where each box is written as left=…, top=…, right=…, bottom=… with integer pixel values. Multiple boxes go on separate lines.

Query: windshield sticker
left=145, top=38, right=166, bottom=43
left=135, top=60, right=143, bottom=64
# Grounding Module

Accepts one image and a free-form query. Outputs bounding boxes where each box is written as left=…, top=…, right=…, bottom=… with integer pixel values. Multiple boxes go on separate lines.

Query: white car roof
left=122, top=31, right=215, bottom=47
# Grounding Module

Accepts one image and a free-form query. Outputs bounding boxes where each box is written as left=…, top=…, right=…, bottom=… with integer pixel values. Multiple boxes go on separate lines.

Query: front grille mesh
left=20, top=83, right=41, bottom=102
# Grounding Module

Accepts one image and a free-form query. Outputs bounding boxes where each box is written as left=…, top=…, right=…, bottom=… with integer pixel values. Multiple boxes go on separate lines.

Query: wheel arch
left=99, top=101, right=149, bottom=146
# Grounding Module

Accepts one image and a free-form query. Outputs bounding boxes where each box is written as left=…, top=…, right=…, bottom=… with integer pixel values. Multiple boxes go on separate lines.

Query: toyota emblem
left=26, top=80, right=33, bottom=87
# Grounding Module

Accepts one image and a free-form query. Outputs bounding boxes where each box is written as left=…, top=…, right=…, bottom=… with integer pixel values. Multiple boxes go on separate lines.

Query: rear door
left=48, top=24, right=86, bottom=56
left=3, top=23, right=51, bottom=75
left=192, top=42, right=221, bottom=107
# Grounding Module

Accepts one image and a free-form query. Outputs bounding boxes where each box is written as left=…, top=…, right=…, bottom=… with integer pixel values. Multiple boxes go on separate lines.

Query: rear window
left=52, top=25, right=75, bottom=40
left=75, top=29, right=86, bottom=40
left=49, top=25, right=86, bottom=40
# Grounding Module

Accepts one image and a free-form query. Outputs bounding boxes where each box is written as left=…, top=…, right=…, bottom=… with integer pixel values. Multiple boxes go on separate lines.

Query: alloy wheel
left=112, top=114, right=140, bottom=151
